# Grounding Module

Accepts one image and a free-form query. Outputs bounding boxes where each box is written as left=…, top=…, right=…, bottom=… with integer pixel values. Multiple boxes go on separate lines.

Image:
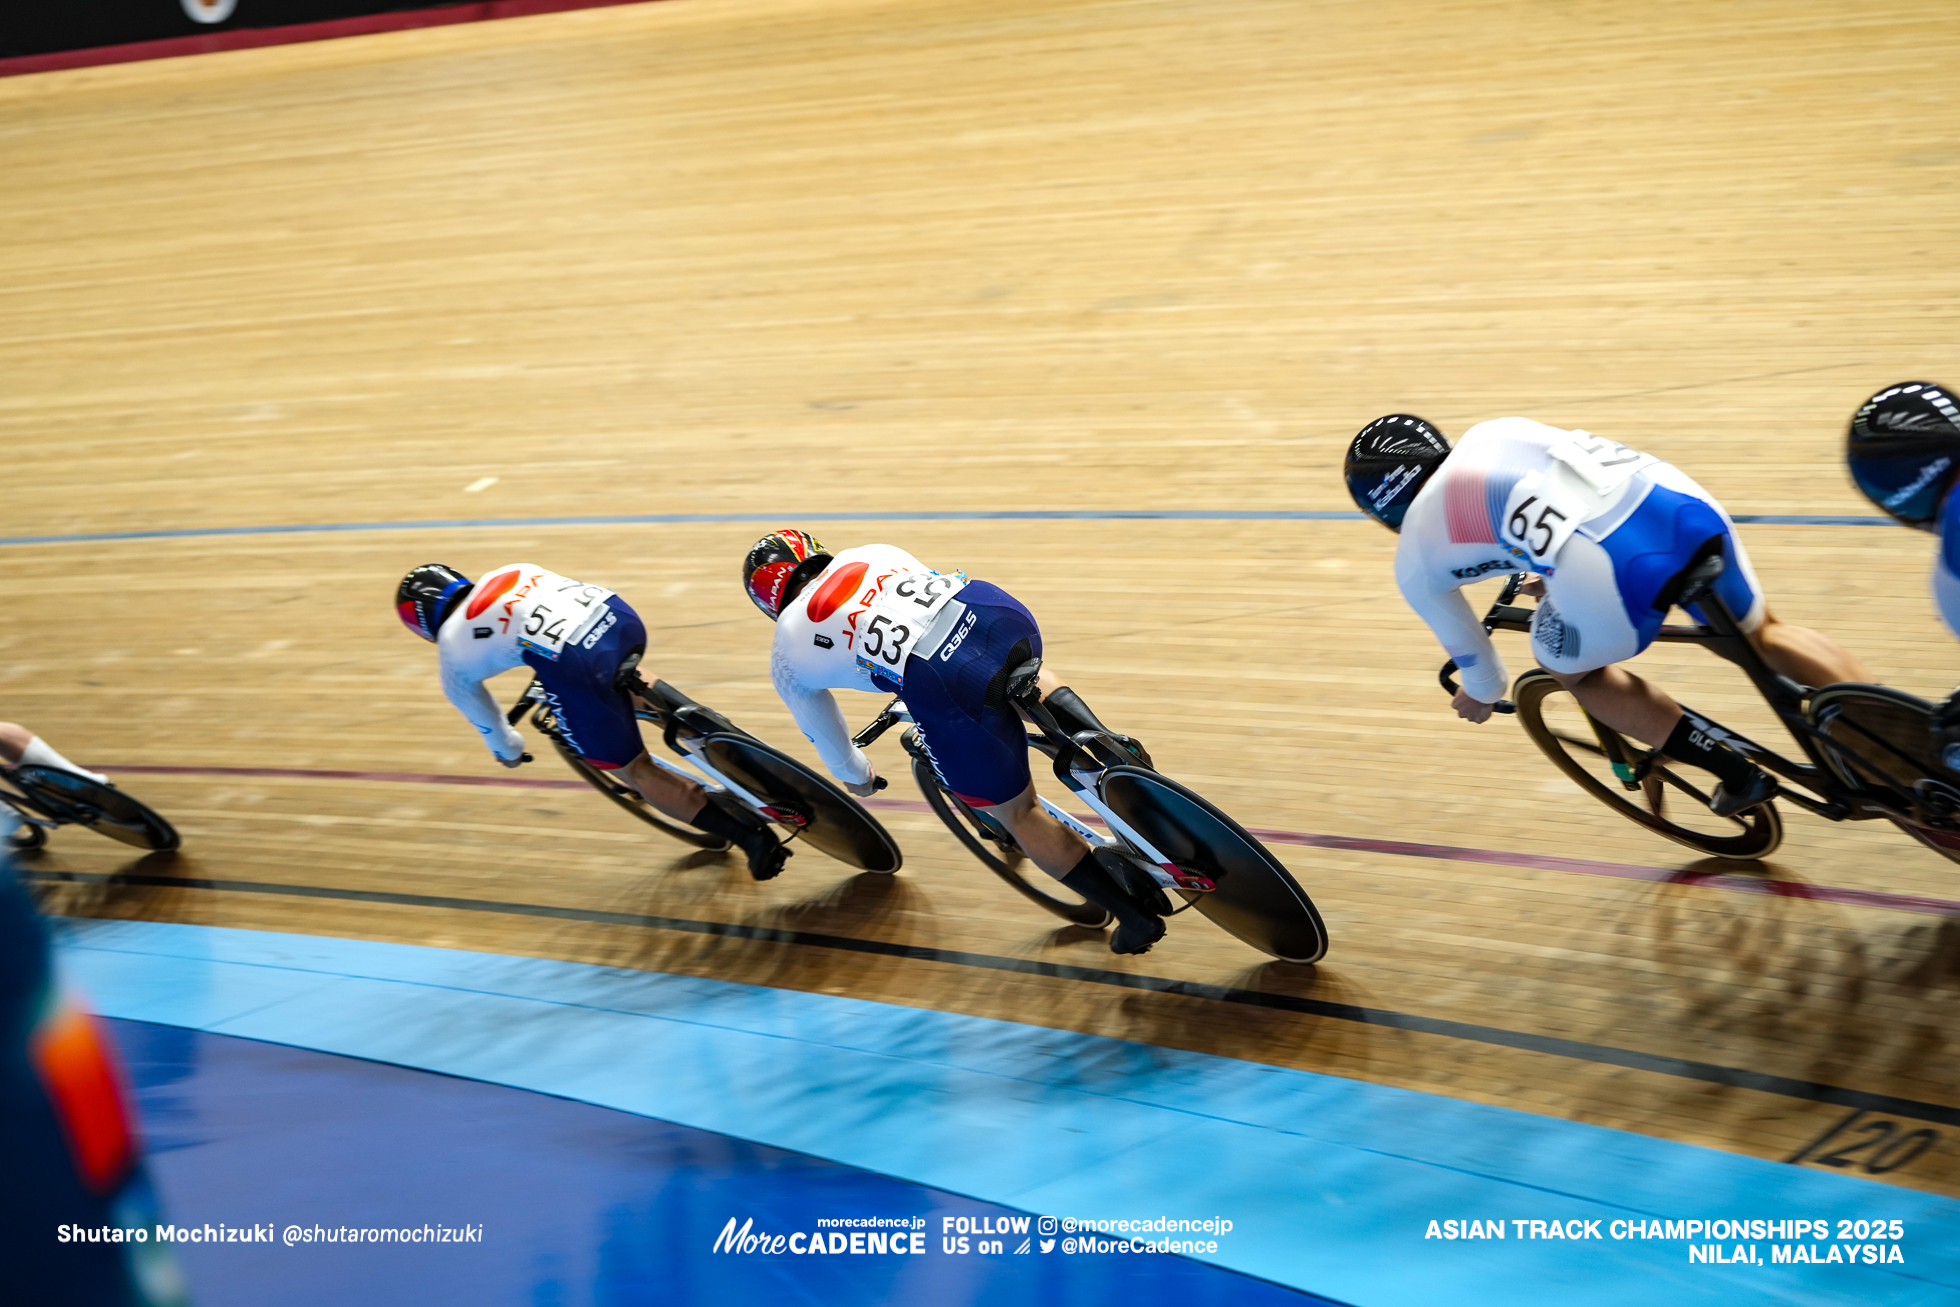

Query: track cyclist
left=395, top=562, right=790, bottom=879
left=1844, top=381, right=1960, bottom=642
left=741, top=529, right=1167, bottom=954
left=1346, top=414, right=1871, bottom=815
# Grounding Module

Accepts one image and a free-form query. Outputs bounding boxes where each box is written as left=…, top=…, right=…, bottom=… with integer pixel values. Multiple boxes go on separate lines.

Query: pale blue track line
left=0, top=511, right=1892, bottom=548
left=48, top=919, right=1960, bottom=1307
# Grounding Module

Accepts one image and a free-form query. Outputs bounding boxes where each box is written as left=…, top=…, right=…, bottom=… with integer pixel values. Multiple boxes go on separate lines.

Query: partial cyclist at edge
left=0, top=723, right=107, bottom=785
left=1845, top=380, right=1960, bottom=651
left=394, top=562, right=789, bottom=878
left=1346, top=413, right=1871, bottom=815
left=741, top=529, right=1168, bottom=953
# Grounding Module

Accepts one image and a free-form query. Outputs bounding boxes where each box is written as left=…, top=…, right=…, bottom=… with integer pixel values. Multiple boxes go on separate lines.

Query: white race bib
left=515, top=576, right=617, bottom=661
left=1500, top=432, right=1658, bottom=574
left=854, top=571, right=965, bottom=682
left=1547, top=431, right=1658, bottom=495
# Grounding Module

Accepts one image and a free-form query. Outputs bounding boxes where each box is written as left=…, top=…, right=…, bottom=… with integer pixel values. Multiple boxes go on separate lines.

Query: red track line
left=92, top=762, right=1960, bottom=919
left=0, top=0, right=661, bottom=80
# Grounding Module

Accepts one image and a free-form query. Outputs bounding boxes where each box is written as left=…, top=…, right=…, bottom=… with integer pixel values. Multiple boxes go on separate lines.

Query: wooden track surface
left=6, top=0, right=1960, bottom=1196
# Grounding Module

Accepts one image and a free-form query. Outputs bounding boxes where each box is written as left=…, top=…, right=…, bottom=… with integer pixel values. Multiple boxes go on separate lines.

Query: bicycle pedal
left=759, top=804, right=810, bottom=828
left=1167, top=868, right=1214, bottom=892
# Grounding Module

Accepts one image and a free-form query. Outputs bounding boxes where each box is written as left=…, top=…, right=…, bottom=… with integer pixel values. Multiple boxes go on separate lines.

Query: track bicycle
left=2, top=765, right=179, bottom=854
left=855, top=657, right=1328, bottom=963
left=1443, top=559, right=1960, bottom=864
left=507, top=675, right=903, bottom=873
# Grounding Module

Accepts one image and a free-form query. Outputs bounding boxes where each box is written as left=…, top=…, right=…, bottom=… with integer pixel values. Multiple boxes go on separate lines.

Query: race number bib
left=515, top=577, right=617, bottom=661
left=1500, top=432, right=1658, bottom=574
left=1547, top=431, right=1657, bottom=495
left=853, top=571, right=965, bottom=682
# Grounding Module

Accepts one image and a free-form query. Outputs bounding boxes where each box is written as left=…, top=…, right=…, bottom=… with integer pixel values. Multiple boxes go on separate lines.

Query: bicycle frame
left=1476, top=574, right=1895, bottom=824
left=510, top=680, right=799, bottom=826
left=860, top=698, right=1212, bottom=893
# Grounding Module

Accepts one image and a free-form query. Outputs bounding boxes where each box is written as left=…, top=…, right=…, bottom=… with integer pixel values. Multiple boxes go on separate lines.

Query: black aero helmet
left=1345, top=414, right=1451, bottom=531
left=743, top=529, right=832, bottom=620
left=1847, top=381, right=1960, bottom=530
left=396, top=563, right=474, bottom=641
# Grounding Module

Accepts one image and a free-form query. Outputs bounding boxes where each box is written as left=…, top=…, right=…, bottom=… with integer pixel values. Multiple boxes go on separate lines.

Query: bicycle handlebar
left=854, top=699, right=902, bottom=749
left=1439, top=660, right=1516, bottom=714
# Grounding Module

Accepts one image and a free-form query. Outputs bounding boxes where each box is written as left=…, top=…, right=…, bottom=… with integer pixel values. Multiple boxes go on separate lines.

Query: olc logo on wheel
left=182, top=0, right=240, bottom=23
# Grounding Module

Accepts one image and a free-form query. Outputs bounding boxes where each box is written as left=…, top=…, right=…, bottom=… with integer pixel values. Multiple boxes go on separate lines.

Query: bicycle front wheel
left=1512, top=669, right=1782, bottom=860
left=546, top=735, right=729, bottom=850
left=1097, top=767, right=1328, bottom=964
left=909, top=756, right=1112, bottom=928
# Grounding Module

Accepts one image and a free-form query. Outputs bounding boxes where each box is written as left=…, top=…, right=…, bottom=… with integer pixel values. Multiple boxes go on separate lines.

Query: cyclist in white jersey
left=0, top=723, right=107, bottom=785
left=742, top=529, right=1170, bottom=953
left=395, top=562, right=790, bottom=879
left=1845, top=381, right=1960, bottom=642
left=1347, top=414, right=1871, bottom=815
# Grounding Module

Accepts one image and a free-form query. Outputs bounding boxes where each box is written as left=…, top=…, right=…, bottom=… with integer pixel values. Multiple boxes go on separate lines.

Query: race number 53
left=860, top=613, right=914, bottom=667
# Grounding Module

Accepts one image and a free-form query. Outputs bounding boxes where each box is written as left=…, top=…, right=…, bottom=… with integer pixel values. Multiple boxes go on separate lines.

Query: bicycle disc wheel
left=1513, top=670, right=1782, bottom=859
left=701, top=735, right=902, bottom=873
left=909, top=756, right=1112, bottom=928
left=10, top=767, right=179, bottom=852
left=546, top=736, right=728, bottom=850
left=1097, top=766, right=1328, bottom=964
left=1808, top=683, right=1960, bottom=860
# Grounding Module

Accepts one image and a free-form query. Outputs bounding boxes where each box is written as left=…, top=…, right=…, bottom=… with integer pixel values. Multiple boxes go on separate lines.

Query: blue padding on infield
left=111, top=1019, right=1320, bottom=1307
left=53, top=919, right=1960, bottom=1307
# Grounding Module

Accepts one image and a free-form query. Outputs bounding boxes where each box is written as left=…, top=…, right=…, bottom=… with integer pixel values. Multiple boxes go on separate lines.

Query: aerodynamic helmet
left=1846, top=381, right=1960, bottom=531
left=395, top=563, right=474, bottom=641
left=743, top=529, right=832, bottom=620
left=1344, top=414, right=1451, bottom=532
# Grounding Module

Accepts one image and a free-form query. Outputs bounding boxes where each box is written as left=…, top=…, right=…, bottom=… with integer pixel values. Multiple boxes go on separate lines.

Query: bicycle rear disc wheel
left=1097, top=767, right=1328, bottom=964
left=701, top=735, right=902, bottom=873
left=910, top=757, right=1111, bottom=928
left=547, top=737, right=727, bottom=850
left=1808, top=683, right=1960, bottom=861
left=11, top=767, right=179, bottom=852
left=1513, top=670, right=1782, bottom=860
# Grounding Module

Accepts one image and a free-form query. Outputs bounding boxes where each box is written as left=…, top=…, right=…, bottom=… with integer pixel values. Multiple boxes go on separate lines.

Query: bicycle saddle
left=1658, top=546, right=1726, bottom=612
left=1001, top=656, right=1045, bottom=706
left=639, top=676, right=742, bottom=738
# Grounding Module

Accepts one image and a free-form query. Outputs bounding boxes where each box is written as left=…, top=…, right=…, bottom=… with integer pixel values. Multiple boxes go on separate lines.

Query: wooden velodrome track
left=6, top=0, right=1960, bottom=1200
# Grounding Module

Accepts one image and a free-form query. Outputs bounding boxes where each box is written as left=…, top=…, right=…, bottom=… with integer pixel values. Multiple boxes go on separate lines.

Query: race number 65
left=1508, top=496, right=1568, bottom=558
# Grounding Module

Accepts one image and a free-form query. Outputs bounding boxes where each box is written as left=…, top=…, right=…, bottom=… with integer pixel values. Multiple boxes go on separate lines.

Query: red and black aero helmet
left=743, top=529, right=831, bottom=620
left=396, top=563, right=474, bottom=641
left=1846, top=381, right=1960, bottom=531
left=1345, top=414, right=1452, bottom=532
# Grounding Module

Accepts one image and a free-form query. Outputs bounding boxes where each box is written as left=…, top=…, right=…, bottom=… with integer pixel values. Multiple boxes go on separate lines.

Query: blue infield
left=51, top=918, right=1960, bottom=1307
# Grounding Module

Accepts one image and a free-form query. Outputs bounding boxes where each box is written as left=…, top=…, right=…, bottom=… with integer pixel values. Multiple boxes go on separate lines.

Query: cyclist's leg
left=0, top=722, right=107, bottom=784
left=534, top=602, right=784, bottom=875
left=1549, top=486, right=1775, bottom=811
left=1659, top=468, right=1872, bottom=687
left=903, top=582, right=1162, bottom=950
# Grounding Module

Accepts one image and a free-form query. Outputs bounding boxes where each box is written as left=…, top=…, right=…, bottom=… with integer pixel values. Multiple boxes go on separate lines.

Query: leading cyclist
left=741, top=530, right=1168, bottom=953
left=1347, top=414, right=1871, bottom=815
left=394, top=562, right=790, bottom=879
left=1844, top=381, right=1960, bottom=641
